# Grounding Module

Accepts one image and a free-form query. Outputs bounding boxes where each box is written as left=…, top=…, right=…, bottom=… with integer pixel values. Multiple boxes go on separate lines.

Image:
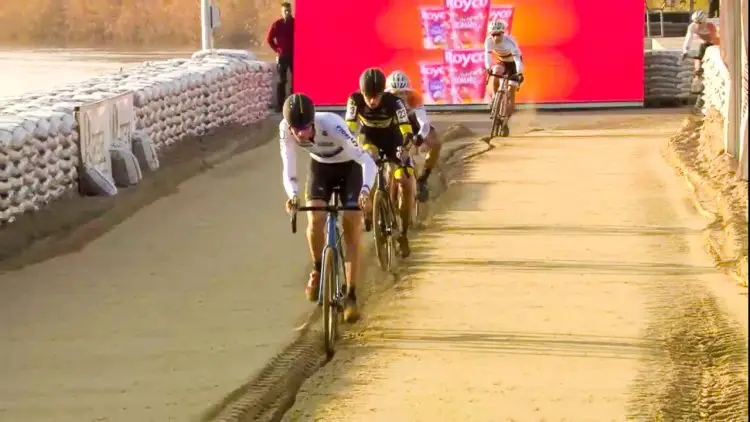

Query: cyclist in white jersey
left=280, top=93, right=375, bottom=322
left=681, top=10, right=719, bottom=76
left=484, top=20, right=524, bottom=120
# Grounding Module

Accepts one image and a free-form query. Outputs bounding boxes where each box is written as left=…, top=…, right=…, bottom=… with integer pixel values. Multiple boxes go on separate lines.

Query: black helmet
left=283, top=93, right=315, bottom=129
left=359, top=68, right=386, bottom=97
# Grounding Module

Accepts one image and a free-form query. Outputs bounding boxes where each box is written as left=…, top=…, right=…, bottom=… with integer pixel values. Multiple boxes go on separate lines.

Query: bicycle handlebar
left=486, top=70, right=507, bottom=78
left=290, top=205, right=362, bottom=233
left=485, top=70, right=522, bottom=92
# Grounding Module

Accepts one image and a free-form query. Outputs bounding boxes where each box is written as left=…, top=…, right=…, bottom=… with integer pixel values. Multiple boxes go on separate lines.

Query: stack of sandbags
left=128, top=55, right=273, bottom=148
left=0, top=106, right=80, bottom=225
left=0, top=51, right=273, bottom=225
left=700, top=46, right=729, bottom=117
left=644, top=50, right=695, bottom=100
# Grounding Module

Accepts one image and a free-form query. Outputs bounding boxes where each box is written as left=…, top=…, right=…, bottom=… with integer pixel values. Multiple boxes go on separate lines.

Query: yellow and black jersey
left=344, top=91, right=413, bottom=138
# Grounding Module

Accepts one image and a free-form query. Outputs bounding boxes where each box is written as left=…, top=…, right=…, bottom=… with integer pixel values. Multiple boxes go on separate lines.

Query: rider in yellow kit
left=345, top=67, right=416, bottom=257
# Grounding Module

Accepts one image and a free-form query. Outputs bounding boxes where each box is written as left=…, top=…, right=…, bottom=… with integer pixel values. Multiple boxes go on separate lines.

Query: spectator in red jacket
left=267, top=2, right=295, bottom=111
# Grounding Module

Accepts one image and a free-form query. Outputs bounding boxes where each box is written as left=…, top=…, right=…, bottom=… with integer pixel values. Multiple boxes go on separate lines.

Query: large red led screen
left=293, top=0, right=644, bottom=106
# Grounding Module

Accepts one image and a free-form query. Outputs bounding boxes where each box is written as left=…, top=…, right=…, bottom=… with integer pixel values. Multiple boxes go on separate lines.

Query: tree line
left=0, top=0, right=278, bottom=48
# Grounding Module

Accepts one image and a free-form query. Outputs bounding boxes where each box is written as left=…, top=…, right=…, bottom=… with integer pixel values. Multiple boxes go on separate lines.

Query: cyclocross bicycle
left=371, top=148, right=413, bottom=272
left=290, top=190, right=360, bottom=360
left=487, top=69, right=520, bottom=138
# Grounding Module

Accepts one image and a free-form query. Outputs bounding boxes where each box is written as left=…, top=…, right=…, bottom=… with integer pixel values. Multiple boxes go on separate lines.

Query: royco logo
left=490, top=8, right=513, bottom=20
left=446, top=0, right=489, bottom=12
left=445, top=50, right=484, bottom=67
left=421, top=65, right=446, bottom=77
left=423, top=9, right=447, bottom=19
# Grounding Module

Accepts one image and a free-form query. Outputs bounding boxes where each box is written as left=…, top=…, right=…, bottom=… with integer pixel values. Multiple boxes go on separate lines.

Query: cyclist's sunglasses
left=491, top=32, right=504, bottom=37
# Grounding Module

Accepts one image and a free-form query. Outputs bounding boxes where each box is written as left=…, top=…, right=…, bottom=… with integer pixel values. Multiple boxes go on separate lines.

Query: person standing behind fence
left=708, top=0, right=719, bottom=17
left=266, top=2, right=295, bottom=112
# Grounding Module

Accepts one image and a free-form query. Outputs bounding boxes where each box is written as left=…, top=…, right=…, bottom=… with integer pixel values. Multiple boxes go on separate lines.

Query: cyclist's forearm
left=280, top=140, right=298, bottom=198
left=682, top=25, right=694, bottom=52
left=682, top=34, right=690, bottom=52
left=514, top=56, right=524, bottom=73
left=282, top=173, right=298, bottom=199
left=359, top=157, right=377, bottom=193
left=413, top=107, right=431, bottom=139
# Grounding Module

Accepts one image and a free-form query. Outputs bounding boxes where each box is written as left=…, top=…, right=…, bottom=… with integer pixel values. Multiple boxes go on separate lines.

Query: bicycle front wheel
left=372, top=189, right=394, bottom=272
left=490, top=92, right=505, bottom=138
left=321, top=247, right=337, bottom=360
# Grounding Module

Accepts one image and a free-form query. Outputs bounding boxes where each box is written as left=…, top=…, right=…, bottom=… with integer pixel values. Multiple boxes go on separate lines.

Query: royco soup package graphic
left=446, top=0, right=491, bottom=49
left=444, top=49, right=487, bottom=103
left=418, top=61, right=452, bottom=104
left=419, top=6, right=451, bottom=49
left=488, top=4, right=515, bottom=33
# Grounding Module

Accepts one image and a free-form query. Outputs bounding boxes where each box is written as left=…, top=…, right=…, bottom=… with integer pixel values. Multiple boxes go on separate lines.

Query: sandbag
left=80, top=167, right=117, bottom=196
left=110, top=147, right=142, bottom=187
left=131, top=131, right=160, bottom=171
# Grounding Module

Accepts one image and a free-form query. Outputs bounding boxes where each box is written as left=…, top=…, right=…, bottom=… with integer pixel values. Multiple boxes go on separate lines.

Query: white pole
left=731, top=0, right=743, bottom=156
left=200, top=0, right=212, bottom=50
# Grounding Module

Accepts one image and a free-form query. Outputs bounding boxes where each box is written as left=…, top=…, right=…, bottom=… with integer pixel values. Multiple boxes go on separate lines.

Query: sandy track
left=0, top=122, right=317, bottom=421
left=283, top=111, right=748, bottom=421
left=0, top=113, right=466, bottom=421
left=0, top=109, right=745, bottom=422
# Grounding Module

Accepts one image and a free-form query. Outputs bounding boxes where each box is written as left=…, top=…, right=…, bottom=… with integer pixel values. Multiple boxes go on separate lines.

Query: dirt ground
left=0, top=108, right=746, bottom=422
left=0, top=115, right=330, bottom=422
left=282, top=111, right=748, bottom=421
left=0, top=112, right=466, bottom=421
left=666, top=109, right=749, bottom=285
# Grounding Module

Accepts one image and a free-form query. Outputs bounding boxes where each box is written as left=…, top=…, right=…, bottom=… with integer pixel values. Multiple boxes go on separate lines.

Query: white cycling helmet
left=691, top=10, right=707, bottom=23
left=489, top=20, right=507, bottom=34
left=386, top=71, right=410, bottom=91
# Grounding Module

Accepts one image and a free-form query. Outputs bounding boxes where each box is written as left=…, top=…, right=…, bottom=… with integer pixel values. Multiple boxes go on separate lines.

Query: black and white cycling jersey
left=279, top=112, right=376, bottom=199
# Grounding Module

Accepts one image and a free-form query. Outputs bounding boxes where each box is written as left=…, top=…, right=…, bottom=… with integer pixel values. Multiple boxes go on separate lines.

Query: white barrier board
left=113, top=93, right=135, bottom=150
left=76, top=92, right=135, bottom=188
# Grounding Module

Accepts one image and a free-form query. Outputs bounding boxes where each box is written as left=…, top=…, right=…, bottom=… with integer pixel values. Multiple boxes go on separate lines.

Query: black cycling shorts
left=360, top=126, right=403, bottom=161
left=305, top=160, right=362, bottom=206
left=697, top=41, right=713, bottom=59
left=408, top=113, right=420, bottom=136
left=497, top=60, right=518, bottom=77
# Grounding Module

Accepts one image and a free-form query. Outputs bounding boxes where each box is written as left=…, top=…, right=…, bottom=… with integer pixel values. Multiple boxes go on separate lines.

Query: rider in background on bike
left=280, top=93, right=375, bottom=322
left=345, top=68, right=416, bottom=258
left=484, top=20, right=524, bottom=119
left=385, top=70, right=442, bottom=202
left=681, top=10, right=719, bottom=76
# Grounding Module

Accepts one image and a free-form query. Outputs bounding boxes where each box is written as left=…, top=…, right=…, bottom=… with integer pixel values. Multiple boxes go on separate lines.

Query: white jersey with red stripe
left=682, top=21, right=720, bottom=53
left=484, top=34, right=523, bottom=73
left=279, top=112, right=376, bottom=199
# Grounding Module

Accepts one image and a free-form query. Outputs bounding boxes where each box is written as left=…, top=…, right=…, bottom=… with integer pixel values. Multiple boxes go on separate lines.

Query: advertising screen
left=294, top=0, right=644, bottom=106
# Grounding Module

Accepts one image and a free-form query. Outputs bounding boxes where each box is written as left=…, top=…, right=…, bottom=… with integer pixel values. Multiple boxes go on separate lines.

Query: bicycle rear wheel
left=321, top=247, right=337, bottom=360
left=372, top=189, right=395, bottom=272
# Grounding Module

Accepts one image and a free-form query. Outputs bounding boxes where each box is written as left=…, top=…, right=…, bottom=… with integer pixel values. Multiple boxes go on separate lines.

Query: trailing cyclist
left=279, top=93, right=376, bottom=322
left=345, top=67, right=416, bottom=258
left=385, top=70, right=443, bottom=202
left=681, top=10, right=719, bottom=77
left=484, top=20, right=524, bottom=125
